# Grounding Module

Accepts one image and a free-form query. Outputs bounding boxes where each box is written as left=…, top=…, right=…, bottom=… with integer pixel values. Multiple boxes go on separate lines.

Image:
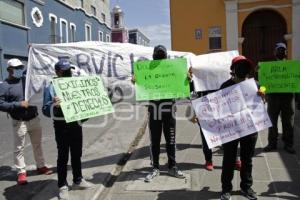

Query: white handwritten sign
left=192, top=78, right=272, bottom=149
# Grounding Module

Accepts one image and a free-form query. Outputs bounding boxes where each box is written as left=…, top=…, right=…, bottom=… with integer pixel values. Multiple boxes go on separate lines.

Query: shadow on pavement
left=3, top=180, right=57, bottom=200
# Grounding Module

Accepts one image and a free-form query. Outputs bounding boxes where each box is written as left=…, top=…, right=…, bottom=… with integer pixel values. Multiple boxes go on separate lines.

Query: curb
left=91, top=113, right=148, bottom=200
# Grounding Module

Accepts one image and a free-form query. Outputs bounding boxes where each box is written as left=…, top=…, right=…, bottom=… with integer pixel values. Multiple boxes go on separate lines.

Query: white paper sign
left=192, top=50, right=239, bottom=92
left=192, top=78, right=272, bottom=149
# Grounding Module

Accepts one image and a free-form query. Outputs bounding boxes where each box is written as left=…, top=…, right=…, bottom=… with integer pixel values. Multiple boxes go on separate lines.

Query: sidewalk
left=102, top=105, right=300, bottom=200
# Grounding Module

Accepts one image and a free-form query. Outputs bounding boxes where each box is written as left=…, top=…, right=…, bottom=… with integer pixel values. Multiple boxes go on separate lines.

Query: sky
left=110, top=0, right=171, bottom=49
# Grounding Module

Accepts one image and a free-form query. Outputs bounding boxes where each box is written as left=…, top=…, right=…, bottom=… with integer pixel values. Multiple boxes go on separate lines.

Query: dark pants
left=148, top=111, right=176, bottom=169
left=221, top=133, right=258, bottom=193
left=54, top=121, right=83, bottom=188
left=267, top=94, right=295, bottom=147
left=199, top=126, right=212, bottom=162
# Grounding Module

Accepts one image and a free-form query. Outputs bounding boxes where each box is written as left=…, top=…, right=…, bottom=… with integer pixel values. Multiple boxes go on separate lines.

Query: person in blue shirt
left=42, top=58, right=92, bottom=200
left=0, top=58, right=52, bottom=185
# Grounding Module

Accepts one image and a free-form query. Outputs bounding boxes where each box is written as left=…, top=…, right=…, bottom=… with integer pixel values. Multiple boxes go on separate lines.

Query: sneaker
left=17, top=172, right=28, bottom=185
left=58, top=186, right=69, bottom=200
left=235, top=160, right=241, bottom=171
left=263, top=144, right=277, bottom=152
left=168, top=167, right=185, bottom=179
left=220, top=192, right=231, bottom=200
left=241, top=188, right=257, bottom=200
left=144, top=168, right=160, bottom=182
left=72, top=179, right=93, bottom=190
left=37, top=166, right=53, bottom=175
left=205, top=161, right=214, bottom=171
left=284, top=146, right=296, bottom=154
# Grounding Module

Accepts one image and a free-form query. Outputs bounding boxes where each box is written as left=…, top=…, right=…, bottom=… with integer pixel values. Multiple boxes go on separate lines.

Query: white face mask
left=13, top=69, right=24, bottom=78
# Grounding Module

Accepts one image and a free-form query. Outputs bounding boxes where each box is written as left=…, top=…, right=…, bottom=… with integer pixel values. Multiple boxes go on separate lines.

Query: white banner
left=25, top=42, right=194, bottom=101
left=192, top=79, right=272, bottom=149
left=191, top=50, right=239, bottom=92
left=25, top=41, right=238, bottom=102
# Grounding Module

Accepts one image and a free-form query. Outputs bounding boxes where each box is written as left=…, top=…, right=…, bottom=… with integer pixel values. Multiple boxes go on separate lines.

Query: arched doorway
left=242, top=9, right=287, bottom=64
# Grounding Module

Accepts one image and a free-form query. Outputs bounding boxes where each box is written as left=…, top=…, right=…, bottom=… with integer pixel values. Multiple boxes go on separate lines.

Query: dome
left=112, top=5, right=123, bottom=14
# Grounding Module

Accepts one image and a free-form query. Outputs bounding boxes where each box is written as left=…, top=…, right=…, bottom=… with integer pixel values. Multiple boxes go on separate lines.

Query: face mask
left=13, top=69, right=24, bottom=78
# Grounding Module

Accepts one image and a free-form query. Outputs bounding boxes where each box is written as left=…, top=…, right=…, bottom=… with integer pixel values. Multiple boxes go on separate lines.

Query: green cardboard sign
left=134, top=58, right=190, bottom=101
left=52, top=76, right=114, bottom=123
left=258, top=60, right=300, bottom=93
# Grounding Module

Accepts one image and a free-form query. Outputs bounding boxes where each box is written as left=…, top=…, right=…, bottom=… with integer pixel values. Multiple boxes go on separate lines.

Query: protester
left=0, top=58, right=53, bottom=185
left=133, top=45, right=185, bottom=182
left=220, top=56, right=261, bottom=200
left=263, top=43, right=296, bottom=154
left=42, top=58, right=93, bottom=200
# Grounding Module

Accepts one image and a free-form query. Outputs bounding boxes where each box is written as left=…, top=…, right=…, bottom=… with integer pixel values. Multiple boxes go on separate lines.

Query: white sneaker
left=144, top=168, right=160, bottom=182
left=168, top=167, right=185, bottom=179
left=72, top=179, right=94, bottom=190
left=58, top=186, right=69, bottom=200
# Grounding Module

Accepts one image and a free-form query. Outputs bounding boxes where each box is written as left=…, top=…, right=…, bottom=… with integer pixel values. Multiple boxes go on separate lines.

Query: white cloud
left=136, top=24, right=171, bottom=49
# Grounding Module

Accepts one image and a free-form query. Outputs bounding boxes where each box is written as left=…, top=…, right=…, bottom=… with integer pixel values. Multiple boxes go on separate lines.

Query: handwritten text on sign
left=258, top=60, right=300, bottom=93
left=52, top=76, right=114, bottom=123
left=192, top=79, right=271, bottom=149
left=134, top=58, right=190, bottom=101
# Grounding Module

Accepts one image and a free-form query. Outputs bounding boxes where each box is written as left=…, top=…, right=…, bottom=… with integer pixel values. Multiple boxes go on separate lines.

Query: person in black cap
left=263, top=42, right=296, bottom=154
left=0, top=58, right=53, bottom=185
left=42, top=57, right=92, bottom=200
left=220, top=56, right=260, bottom=200
left=140, top=45, right=185, bottom=182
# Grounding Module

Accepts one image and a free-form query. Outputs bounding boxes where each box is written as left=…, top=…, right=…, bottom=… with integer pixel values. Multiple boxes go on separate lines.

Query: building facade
left=0, top=0, right=111, bottom=80
left=129, top=29, right=150, bottom=46
left=111, top=5, right=150, bottom=46
left=170, top=0, right=300, bottom=63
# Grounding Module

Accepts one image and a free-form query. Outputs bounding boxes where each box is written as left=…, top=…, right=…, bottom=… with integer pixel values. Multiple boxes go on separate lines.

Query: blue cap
left=54, top=57, right=74, bottom=71
left=275, top=42, right=287, bottom=50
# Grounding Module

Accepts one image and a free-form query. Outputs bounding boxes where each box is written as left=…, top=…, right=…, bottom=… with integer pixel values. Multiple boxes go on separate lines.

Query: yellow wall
left=170, top=0, right=227, bottom=55
left=170, top=0, right=292, bottom=58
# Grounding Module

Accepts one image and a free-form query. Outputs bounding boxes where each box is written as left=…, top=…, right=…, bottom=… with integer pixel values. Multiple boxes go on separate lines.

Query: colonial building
left=170, top=0, right=300, bottom=63
left=111, top=5, right=150, bottom=46
left=0, top=0, right=111, bottom=80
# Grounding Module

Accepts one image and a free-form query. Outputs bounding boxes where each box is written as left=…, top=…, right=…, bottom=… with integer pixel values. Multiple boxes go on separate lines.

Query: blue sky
left=110, top=0, right=171, bottom=49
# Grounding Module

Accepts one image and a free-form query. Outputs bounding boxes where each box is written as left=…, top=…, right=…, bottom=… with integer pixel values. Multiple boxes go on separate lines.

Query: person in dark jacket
left=138, top=45, right=185, bottom=182
left=263, top=43, right=296, bottom=154
left=0, top=58, right=52, bottom=185
left=42, top=58, right=92, bottom=200
left=220, top=56, right=261, bottom=200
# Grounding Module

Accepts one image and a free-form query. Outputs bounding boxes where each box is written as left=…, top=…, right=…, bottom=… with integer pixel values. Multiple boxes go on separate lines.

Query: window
left=106, top=34, right=110, bottom=42
left=91, top=5, right=96, bottom=16
left=70, top=23, right=76, bottom=42
left=50, top=16, right=57, bottom=43
left=98, top=31, right=103, bottom=41
left=80, top=0, right=84, bottom=8
left=60, top=18, right=68, bottom=43
left=85, top=24, right=92, bottom=41
left=101, top=13, right=106, bottom=23
left=208, top=26, right=222, bottom=50
left=0, top=0, right=25, bottom=25
left=114, top=14, right=119, bottom=27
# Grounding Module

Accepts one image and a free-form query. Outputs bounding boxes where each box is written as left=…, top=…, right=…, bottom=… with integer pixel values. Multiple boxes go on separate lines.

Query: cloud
left=136, top=24, right=171, bottom=49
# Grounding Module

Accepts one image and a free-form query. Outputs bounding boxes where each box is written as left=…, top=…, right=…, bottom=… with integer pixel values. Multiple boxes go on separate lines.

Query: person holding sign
left=263, top=43, right=296, bottom=154
left=0, top=59, right=53, bottom=185
left=134, top=45, right=186, bottom=182
left=42, top=58, right=93, bottom=200
left=220, top=56, right=260, bottom=200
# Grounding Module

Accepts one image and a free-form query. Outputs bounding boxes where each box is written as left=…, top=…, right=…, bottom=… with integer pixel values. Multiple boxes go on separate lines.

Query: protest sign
left=134, top=58, right=190, bottom=101
left=192, top=78, right=271, bottom=149
left=258, top=60, right=300, bottom=93
left=52, top=75, right=114, bottom=123
left=191, top=50, right=239, bottom=92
